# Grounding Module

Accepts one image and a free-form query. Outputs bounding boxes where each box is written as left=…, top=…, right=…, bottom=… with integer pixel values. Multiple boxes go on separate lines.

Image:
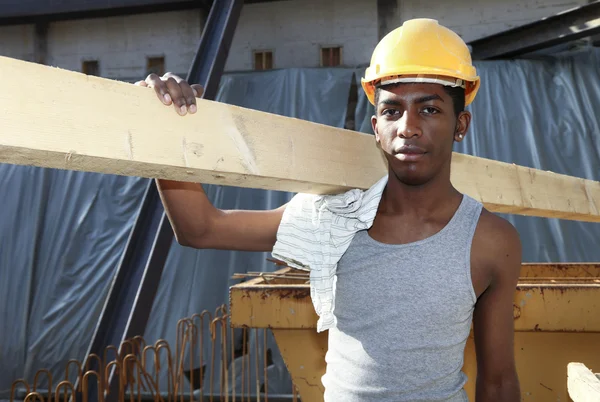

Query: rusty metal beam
left=230, top=264, right=600, bottom=402
left=230, top=267, right=317, bottom=329
left=229, top=264, right=600, bottom=332
left=469, top=1, right=600, bottom=59
left=514, top=284, right=600, bottom=332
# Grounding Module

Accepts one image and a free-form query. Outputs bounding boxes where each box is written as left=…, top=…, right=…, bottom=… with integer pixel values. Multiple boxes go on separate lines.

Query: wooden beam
left=568, top=362, right=600, bottom=401
left=1, top=55, right=599, bottom=222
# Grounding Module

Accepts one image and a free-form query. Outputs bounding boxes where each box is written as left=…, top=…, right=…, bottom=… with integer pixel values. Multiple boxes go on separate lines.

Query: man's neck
left=379, top=169, right=461, bottom=217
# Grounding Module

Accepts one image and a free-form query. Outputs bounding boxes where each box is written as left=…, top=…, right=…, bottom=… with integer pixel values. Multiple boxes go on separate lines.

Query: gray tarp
left=1, top=49, right=600, bottom=396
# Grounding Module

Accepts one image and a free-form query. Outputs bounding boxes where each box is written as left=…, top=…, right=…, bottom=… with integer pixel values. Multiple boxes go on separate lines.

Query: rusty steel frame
left=229, top=263, right=600, bottom=402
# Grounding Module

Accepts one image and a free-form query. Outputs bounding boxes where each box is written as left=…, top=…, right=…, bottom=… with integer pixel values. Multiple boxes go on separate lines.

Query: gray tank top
left=322, top=194, right=482, bottom=402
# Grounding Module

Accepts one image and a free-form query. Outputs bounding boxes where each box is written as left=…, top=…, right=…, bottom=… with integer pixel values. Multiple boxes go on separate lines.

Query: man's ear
left=371, top=115, right=380, bottom=144
left=454, top=111, right=471, bottom=142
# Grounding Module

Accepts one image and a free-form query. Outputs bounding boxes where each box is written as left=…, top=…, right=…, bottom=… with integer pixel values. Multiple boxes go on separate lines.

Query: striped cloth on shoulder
left=272, top=175, right=388, bottom=332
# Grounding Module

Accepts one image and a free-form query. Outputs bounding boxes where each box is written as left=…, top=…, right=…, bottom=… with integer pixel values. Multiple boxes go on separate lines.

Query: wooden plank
left=568, top=362, right=600, bottom=401
left=1, top=55, right=599, bottom=222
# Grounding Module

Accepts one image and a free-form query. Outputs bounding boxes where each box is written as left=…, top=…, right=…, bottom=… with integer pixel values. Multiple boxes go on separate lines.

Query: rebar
left=54, top=380, right=75, bottom=402
left=10, top=310, right=299, bottom=402
left=11, top=379, right=30, bottom=402
left=85, top=354, right=104, bottom=386
left=191, top=310, right=213, bottom=401
left=155, top=340, right=174, bottom=402
left=104, top=360, right=125, bottom=402
left=104, top=346, right=119, bottom=369
left=33, top=369, right=52, bottom=402
left=123, top=355, right=142, bottom=402
left=65, top=360, right=83, bottom=391
left=82, top=371, right=103, bottom=402
left=24, top=391, right=45, bottom=402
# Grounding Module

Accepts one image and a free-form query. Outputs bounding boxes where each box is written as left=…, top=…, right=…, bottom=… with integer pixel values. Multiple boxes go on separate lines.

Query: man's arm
left=157, top=179, right=286, bottom=251
left=473, top=214, right=522, bottom=401
left=137, top=73, right=286, bottom=252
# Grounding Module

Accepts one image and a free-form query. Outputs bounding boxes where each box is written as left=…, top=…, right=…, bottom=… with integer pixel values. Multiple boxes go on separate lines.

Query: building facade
left=0, top=0, right=588, bottom=81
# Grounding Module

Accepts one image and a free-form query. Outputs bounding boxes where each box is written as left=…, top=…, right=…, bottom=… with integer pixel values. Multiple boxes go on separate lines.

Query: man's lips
left=394, top=144, right=427, bottom=161
left=396, top=144, right=426, bottom=154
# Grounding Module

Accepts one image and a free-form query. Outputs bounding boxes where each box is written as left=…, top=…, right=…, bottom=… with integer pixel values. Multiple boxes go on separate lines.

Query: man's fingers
left=164, top=77, right=187, bottom=115
left=145, top=73, right=172, bottom=105
left=140, top=73, right=204, bottom=115
left=179, top=83, right=198, bottom=113
left=162, top=73, right=198, bottom=112
left=191, top=84, right=204, bottom=98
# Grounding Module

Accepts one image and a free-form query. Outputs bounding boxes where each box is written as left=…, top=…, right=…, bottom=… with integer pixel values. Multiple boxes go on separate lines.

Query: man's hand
left=135, top=72, right=204, bottom=116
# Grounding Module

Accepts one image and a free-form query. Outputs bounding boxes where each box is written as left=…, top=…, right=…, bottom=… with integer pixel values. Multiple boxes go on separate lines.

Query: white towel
left=272, top=175, right=389, bottom=332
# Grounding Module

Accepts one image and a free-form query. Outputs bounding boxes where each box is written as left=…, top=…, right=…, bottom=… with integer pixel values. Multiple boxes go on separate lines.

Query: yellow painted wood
left=1, top=56, right=600, bottom=222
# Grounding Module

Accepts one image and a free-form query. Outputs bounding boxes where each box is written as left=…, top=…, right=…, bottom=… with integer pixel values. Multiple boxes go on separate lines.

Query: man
left=136, top=18, right=521, bottom=401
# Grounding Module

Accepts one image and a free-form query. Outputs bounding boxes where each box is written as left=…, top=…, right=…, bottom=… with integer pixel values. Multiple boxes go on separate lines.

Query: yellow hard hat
left=361, top=18, right=480, bottom=106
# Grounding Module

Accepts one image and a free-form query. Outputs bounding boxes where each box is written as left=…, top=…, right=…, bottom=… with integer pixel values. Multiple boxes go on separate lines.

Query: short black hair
left=374, top=84, right=465, bottom=118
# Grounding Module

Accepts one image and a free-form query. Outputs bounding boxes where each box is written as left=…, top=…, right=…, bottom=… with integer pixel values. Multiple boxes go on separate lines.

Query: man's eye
left=423, top=107, right=438, bottom=114
left=383, top=109, right=399, bottom=116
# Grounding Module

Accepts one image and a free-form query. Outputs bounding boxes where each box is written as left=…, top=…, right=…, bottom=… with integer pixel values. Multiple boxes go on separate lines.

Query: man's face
left=371, top=83, right=470, bottom=186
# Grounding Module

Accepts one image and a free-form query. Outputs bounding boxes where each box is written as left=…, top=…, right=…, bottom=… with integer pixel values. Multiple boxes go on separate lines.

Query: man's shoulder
left=472, top=208, right=522, bottom=278
left=476, top=208, right=521, bottom=246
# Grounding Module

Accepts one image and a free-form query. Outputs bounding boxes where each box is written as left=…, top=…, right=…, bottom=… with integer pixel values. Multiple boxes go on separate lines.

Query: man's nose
left=396, top=110, right=422, bottom=138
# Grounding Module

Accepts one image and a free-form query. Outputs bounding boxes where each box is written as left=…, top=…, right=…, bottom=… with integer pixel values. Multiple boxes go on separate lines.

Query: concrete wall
left=224, top=0, right=587, bottom=70
left=224, top=0, right=378, bottom=71
left=0, top=0, right=589, bottom=76
left=0, top=24, right=35, bottom=61
left=46, top=10, right=204, bottom=81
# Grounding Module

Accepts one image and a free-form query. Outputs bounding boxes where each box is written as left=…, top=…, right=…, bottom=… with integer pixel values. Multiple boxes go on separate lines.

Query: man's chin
left=389, top=168, right=431, bottom=187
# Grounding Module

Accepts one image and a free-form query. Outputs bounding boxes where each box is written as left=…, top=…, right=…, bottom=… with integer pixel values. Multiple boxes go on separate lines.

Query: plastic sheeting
left=1, top=49, right=600, bottom=396
left=0, top=168, right=147, bottom=393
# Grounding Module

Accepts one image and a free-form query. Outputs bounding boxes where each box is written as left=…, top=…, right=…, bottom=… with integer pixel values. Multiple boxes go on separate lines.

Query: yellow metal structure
left=229, top=263, right=600, bottom=402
